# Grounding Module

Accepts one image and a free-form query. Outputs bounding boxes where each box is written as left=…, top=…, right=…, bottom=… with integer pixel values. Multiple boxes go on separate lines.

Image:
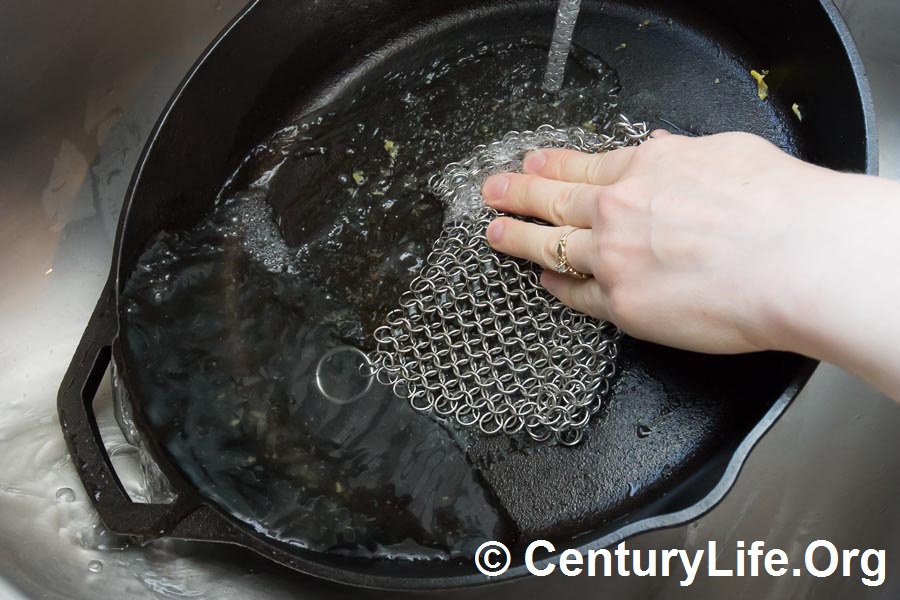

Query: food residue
left=792, top=103, right=803, bottom=122
left=384, top=140, right=399, bottom=160
left=352, top=171, right=366, bottom=185
left=615, top=43, right=627, bottom=52
left=750, top=69, right=769, bottom=100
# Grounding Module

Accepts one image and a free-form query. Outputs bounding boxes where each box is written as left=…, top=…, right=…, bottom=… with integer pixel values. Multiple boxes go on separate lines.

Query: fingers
left=520, top=128, right=673, bottom=184
left=522, top=146, right=637, bottom=185
left=541, top=270, right=611, bottom=320
left=487, top=221, right=614, bottom=321
left=486, top=218, right=594, bottom=275
left=482, top=173, right=597, bottom=227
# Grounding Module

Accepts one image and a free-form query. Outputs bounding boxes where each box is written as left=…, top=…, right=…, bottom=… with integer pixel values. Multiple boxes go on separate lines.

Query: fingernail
left=482, top=175, right=510, bottom=203
left=523, top=150, right=547, bottom=173
left=486, top=219, right=505, bottom=244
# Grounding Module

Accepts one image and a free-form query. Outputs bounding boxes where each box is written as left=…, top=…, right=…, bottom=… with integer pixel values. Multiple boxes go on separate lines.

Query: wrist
left=756, top=171, right=898, bottom=360
left=749, top=168, right=855, bottom=357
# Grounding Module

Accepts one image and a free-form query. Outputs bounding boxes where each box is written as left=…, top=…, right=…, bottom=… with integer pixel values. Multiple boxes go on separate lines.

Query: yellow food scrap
left=581, top=120, right=598, bottom=133
left=750, top=69, right=769, bottom=100
left=714, top=78, right=721, bottom=85
left=615, top=43, right=627, bottom=52
left=352, top=171, right=365, bottom=185
left=792, top=103, right=803, bottom=122
left=335, top=482, right=343, bottom=493
left=384, top=139, right=399, bottom=160
left=638, top=19, right=651, bottom=30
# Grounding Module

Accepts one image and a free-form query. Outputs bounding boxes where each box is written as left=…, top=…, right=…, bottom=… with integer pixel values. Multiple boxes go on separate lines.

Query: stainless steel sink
left=1, top=1, right=898, bottom=597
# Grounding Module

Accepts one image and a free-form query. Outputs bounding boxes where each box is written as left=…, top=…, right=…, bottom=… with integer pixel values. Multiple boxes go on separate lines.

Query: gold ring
left=555, top=228, right=590, bottom=280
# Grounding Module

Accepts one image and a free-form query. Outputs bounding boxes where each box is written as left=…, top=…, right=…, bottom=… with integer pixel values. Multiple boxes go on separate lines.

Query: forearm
left=764, top=172, right=900, bottom=400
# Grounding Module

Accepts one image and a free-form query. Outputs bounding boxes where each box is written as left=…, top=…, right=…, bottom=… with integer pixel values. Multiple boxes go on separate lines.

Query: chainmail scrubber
left=371, top=116, right=650, bottom=445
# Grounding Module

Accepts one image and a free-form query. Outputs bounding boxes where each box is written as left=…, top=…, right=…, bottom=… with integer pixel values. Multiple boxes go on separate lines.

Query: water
left=436, top=118, right=642, bottom=222
left=543, top=0, right=583, bottom=93
left=119, top=37, right=623, bottom=561
left=208, top=40, right=619, bottom=350
left=87, top=560, right=104, bottom=574
left=112, top=362, right=178, bottom=505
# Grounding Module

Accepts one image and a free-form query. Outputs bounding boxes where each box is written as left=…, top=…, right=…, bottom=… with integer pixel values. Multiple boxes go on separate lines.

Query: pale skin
left=481, top=130, right=900, bottom=401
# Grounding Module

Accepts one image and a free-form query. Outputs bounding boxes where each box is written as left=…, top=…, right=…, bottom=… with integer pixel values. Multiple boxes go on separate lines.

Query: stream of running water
left=543, top=0, right=582, bottom=92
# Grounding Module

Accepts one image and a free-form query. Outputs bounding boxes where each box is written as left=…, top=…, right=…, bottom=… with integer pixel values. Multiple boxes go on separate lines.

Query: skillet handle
left=57, top=281, right=200, bottom=538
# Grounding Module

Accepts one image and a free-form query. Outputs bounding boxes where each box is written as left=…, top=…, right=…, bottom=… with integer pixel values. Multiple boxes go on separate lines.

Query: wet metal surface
left=1, top=0, right=900, bottom=598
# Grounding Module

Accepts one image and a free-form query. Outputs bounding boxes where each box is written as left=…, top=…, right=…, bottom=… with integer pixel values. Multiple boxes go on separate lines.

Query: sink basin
left=1, top=0, right=899, bottom=597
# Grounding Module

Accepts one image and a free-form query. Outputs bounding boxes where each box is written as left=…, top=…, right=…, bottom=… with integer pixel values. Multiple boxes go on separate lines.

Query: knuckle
left=632, top=140, right=660, bottom=163
left=594, top=246, right=626, bottom=285
left=549, top=186, right=573, bottom=224
left=596, top=181, right=638, bottom=220
left=611, top=179, right=643, bottom=206
left=542, top=231, right=559, bottom=267
left=633, top=135, right=681, bottom=165
left=582, top=284, right=606, bottom=317
left=558, top=151, right=582, bottom=179
left=551, top=153, right=567, bottom=179
left=596, top=204, right=618, bottom=227
left=521, top=176, right=539, bottom=208
left=585, top=153, right=608, bottom=183
left=620, top=176, right=643, bottom=193
left=606, top=286, right=633, bottom=323
left=595, top=194, right=615, bottom=222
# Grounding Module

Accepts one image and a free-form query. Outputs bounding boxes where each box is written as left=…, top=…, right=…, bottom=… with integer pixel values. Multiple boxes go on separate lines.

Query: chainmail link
left=371, top=116, right=650, bottom=445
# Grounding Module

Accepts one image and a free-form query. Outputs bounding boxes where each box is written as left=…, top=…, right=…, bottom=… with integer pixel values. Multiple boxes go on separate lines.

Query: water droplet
left=87, top=560, right=103, bottom=573
left=56, top=487, right=75, bottom=502
left=637, top=424, right=653, bottom=438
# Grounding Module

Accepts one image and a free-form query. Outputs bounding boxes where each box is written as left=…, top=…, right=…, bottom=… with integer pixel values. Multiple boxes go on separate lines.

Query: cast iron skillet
left=58, top=0, right=876, bottom=590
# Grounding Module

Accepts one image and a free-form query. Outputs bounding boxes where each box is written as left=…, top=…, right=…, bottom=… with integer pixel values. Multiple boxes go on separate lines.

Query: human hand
left=480, top=130, right=838, bottom=355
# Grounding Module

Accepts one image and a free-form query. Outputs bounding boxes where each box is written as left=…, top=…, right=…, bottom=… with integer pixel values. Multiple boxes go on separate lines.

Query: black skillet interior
left=95, top=0, right=874, bottom=588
